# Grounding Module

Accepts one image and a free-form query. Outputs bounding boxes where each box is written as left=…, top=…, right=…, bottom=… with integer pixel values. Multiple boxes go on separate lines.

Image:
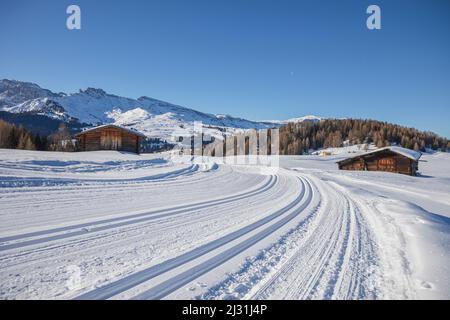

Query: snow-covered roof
left=338, top=146, right=422, bottom=162
left=382, top=146, right=422, bottom=161
left=75, top=124, right=147, bottom=138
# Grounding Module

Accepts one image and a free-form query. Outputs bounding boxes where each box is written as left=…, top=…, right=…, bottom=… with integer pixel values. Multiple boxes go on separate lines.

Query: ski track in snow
left=0, top=175, right=276, bottom=251
left=0, top=150, right=449, bottom=300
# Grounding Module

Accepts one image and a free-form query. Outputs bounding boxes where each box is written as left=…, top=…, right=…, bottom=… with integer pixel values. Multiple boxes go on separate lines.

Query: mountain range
left=0, top=79, right=321, bottom=141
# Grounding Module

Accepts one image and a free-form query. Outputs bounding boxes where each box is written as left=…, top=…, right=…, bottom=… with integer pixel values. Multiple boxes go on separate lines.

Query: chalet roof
left=75, top=124, right=147, bottom=138
left=337, top=146, right=422, bottom=163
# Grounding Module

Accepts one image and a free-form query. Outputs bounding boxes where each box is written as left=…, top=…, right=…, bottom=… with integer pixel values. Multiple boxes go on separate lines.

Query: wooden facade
left=337, top=147, right=420, bottom=176
left=76, top=125, right=146, bottom=154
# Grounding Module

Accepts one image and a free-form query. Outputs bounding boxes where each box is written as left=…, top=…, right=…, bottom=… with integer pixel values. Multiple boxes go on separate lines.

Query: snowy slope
left=0, top=79, right=326, bottom=141
left=261, top=115, right=322, bottom=125
left=0, top=80, right=274, bottom=141
left=0, top=79, right=59, bottom=108
left=0, top=149, right=449, bottom=300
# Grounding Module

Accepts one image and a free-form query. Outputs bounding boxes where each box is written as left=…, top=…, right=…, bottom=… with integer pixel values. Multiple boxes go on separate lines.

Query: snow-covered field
left=0, top=149, right=449, bottom=300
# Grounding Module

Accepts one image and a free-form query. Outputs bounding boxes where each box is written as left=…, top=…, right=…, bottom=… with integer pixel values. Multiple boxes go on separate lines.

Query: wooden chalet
left=337, top=146, right=422, bottom=176
left=76, top=124, right=146, bottom=154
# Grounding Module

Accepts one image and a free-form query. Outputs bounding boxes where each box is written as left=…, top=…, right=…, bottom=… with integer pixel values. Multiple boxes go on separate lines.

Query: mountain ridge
left=1, top=79, right=292, bottom=141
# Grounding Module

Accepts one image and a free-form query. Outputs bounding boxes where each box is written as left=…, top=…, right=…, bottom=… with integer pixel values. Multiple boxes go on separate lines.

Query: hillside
left=2, top=80, right=448, bottom=155
left=0, top=79, right=271, bottom=141
left=279, top=119, right=449, bottom=155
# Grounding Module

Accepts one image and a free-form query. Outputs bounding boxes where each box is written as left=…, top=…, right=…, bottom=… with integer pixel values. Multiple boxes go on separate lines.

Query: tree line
left=2, top=118, right=449, bottom=155
left=279, top=119, right=449, bottom=155
left=0, top=119, right=77, bottom=151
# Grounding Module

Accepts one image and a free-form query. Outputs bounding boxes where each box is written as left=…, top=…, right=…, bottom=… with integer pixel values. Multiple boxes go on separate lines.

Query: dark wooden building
left=337, top=146, right=421, bottom=176
left=76, top=124, right=146, bottom=154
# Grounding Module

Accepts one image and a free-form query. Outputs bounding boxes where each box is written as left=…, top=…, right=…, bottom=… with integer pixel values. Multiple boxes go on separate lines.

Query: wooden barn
left=337, top=146, right=422, bottom=176
left=76, top=125, right=146, bottom=154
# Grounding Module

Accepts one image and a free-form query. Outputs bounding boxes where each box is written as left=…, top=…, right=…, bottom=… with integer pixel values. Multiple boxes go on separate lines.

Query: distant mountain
left=2, top=80, right=446, bottom=154
left=0, top=111, right=84, bottom=136
left=1, top=79, right=285, bottom=141
left=261, top=115, right=322, bottom=125
left=0, top=79, right=59, bottom=108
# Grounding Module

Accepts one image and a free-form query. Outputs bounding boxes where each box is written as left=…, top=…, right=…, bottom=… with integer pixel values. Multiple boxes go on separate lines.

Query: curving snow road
left=0, top=150, right=449, bottom=300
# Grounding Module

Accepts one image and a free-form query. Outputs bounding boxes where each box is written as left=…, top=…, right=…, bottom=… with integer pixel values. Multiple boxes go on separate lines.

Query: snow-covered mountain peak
left=286, top=115, right=322, bottom=123
left=0, top=79, right=273, bottom=140
left=107, top=107, right=151, bottom=124
left=260, top=115, right=322, bottom=125
left=0, top=79, right=59, bottom=108
left=79, top=87, right=109, bottom=98
left=137, top=96, right=156, bottom=102
left=0, top=79, right=326, bottom=141
left=215, top=114, right=234, bottom=119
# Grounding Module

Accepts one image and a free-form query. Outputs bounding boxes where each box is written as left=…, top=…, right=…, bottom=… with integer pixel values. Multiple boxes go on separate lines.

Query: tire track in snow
left=74, top=177, right=312, bottom=300
left=0, top=175, right=276, bottom=251
left=241, top=175, right=415, bottom=300
left=0, top=173, right=287, bottom=268
left=0, top=164, right=243, bottom=233
left=0, top=162, right=229, bottom=198
left=245, top=177, right=379, bottom=299
left=0, top=163, right=200, bottom=189
left=130, top=178, right=313, bottom=300
left=358, top=199, right=417, bottom=299
left=199, top=175, right=380, bottom=300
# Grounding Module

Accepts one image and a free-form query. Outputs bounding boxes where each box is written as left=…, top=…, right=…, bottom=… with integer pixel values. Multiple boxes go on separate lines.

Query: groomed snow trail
left=1, top=150, right=449, bottom=299
left=200, top=174, right=417, bottom=300
left=76, top=176, right=312, bottom=300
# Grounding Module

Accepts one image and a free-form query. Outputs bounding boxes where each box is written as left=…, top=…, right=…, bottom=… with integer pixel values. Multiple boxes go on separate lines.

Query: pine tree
left=34, top=134, right=42, bottom=150
left=278, top=118, right=448, bottom=155
left=17, top=133, right=27, bottom=149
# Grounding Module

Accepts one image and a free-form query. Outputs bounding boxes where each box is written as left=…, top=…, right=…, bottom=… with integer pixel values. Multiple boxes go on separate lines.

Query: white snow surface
left=340, top=146, right=422, bottom=161
left=260, top=115, right=322, bottom=125
left=0, top=149, right=449, bottom=300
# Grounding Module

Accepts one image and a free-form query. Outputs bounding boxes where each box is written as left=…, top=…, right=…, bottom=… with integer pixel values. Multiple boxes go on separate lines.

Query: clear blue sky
left=1, top=0, right=449, bottom=137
